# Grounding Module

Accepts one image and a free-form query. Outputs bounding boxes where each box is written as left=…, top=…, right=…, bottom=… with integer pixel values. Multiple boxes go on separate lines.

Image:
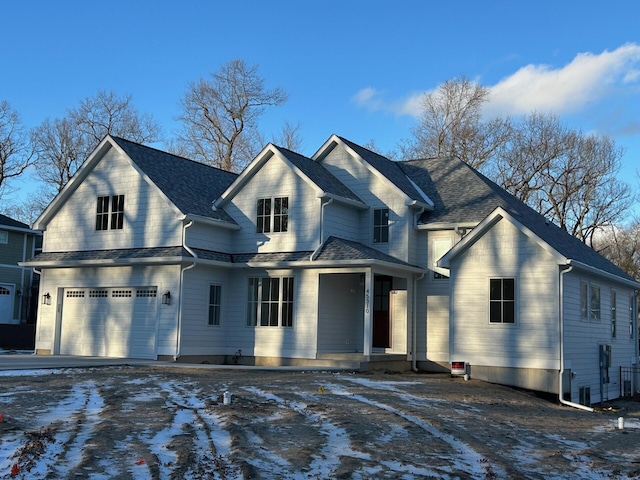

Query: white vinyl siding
left=449, top=218, right=559, bottom=369
left=35, top=265, right=180, bottom=356
left=224, top=154, right=318, bottom=253
left=320, top=146, right=411, bottom=262
left=44, top=147, right=182, bottom=252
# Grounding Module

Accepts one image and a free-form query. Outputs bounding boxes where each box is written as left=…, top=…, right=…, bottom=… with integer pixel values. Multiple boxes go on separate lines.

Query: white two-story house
left=23, top=134, right=639, bottom=406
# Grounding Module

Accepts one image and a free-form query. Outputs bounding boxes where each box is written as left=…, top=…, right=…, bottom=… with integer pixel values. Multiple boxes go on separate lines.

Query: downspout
left=410, top=206, right=427, bottom=372
left=310, top=198, right=333, bottom=261
left=559, top=265, right=594, bottom=412
left=174, top=221, right=197, bottom=361
left=412, top=273, right=425, bottom=372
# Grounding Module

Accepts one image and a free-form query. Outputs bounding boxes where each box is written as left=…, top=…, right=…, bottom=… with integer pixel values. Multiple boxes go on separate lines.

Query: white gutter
left=558, top=265, right=594, bottom=412
left=413, top=207, right=425, bottom=230
left=174, top=221, right=197, bottom=361
left=412, top=273, right=425, bottom=372
left=310, top=198, right=333, bottom=261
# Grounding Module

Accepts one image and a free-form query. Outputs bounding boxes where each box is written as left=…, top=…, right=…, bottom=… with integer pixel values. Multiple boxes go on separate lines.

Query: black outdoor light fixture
left=42, top=292, right=51, bottom=305
left=162, top=291, right=171, bottom=305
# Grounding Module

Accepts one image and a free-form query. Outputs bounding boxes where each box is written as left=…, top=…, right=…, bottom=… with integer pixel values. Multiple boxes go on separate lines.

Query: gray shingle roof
left=27, top=246, right=188, bottom=263
left=0, top=213, right=29, bottom=229
left=400, top=157, right=637, bottom=283
left=276, top=146, right=362, bottom=203
left=338, top=136, right=429, bottom=204
left=111, top=137, right=238, bottom=223
left=315, top=236, right=420, bottom=268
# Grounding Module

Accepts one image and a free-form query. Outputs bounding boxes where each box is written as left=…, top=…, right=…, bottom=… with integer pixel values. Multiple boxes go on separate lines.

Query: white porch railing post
left=363, top=270, right=372, bottom=357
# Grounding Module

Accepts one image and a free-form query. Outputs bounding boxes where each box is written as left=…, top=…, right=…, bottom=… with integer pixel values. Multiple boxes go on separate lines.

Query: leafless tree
left=175, top=59, right=288, bottom=171
left=273, top=121, right=303, bottom=152
left=71, top=90, right=161, bottom=150
left=0, top=101, right=33, bottom=203
left=404, top=77, right=633, bottom=247
left=31, top=117, right=84, bottom=193
left=401, top=76, right=510, bottom=168
left=594, top=222, right=640, bottom=279
left=32, top=90, right=162, bottom=201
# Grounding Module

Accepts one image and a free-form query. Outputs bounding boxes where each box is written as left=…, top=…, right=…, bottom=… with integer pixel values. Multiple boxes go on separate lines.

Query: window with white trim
left=432, top=237, right=453, bottom=279
left=373, top=208, right=389, bottom=243
left=489, top=278, right=515, bottom=323
left=630, top=295, right=636, bottom=339
left=246, top=277, right=294, bottom=327
left=208, top=284, right=222, bottom=326
left=96, top=195, right=125, bottom=230
left=580, top=281, right=601, bottom=321
left=611, top=290, right=617, bottom=338
left=256, top=197, right=288, bottom=233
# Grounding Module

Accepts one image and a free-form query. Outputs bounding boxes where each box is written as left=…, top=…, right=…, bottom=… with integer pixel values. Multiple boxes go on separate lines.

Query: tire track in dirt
left=3, top=381, right=106, bottom=479
left=148, top=380, right=240, bottom=480
left=241, top=386, right=370, bottom=479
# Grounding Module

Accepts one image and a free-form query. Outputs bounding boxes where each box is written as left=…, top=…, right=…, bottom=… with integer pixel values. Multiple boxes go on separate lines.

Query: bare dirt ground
left=0, top=366, right=639, bottom=479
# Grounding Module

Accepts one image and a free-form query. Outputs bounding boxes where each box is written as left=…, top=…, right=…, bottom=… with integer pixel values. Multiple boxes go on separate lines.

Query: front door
left=372, top=275, right=392, bottom=348
left=0, top=284, right=14, bottom=324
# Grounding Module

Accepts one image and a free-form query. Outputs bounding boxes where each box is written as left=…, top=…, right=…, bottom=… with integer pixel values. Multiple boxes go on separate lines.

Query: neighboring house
left=0, top=214, right=41, bottom=325
left=22, top=135, right=639, bottom=406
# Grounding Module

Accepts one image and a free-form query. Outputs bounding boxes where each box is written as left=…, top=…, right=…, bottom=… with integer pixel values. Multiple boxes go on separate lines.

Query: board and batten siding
left=320, top=146, right=411, bottom=262
left=224, top=155, right=319, bottom=253
left=35, top=265, right=179, bottom=356
left=44, top=147, right=182, bottom=252
left=449, top=218, right=560, bottom=370
left=562, top=271, right=637, bottom=403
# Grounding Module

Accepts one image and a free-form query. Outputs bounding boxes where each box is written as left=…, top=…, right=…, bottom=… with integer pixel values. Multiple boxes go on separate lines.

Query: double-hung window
left=208, top=284, right=222, bottom=326
left=256, top=197, right=288, bottom=233
left=96, top=195, right=124, bottom=230
left=0, top=230, right=7, bottom=244
left=246, top=276, right=294, bottom=327
left=580, top=281, right=601, bottom=321
left=630, top=295, right=636, bottom=338
left=489, top=278, right=515, bottom=323
left=611, top=290, right=617, bottom=338
left=373, top=208, right=389, bottom=243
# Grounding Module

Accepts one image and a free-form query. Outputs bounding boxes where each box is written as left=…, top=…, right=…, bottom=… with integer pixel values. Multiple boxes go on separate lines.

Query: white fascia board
left=438, top=207, right=565, bottom=268
left=406, top=176, right=434, bottom=209
left=234, top=259, right=425, bottom=273
left=0, top=224, right=42, bottom=235
left=416, top=222, right=478, bottom=231
left=214, top=144, right=277, bottom=208
left=318, top=193, right=368, bottom=210
left=19, top=257, right=186, bottom=269
left=567, top=260, right=640, bottom=290
left=33, top=136, right=115, bottom=230
left=183, top=214, right=241, bottom=230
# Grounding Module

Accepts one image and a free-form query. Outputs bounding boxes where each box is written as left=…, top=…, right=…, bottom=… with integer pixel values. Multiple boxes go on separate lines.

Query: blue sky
left=2, top=0, right=639, bottom=210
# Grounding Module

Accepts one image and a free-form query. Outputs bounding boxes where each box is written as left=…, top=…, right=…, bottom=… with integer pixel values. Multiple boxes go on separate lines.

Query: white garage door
left=59, top=287, right=158, bottom=359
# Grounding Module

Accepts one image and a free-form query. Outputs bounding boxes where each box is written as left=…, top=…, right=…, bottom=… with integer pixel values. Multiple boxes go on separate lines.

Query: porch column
left=363, top=270, right=372, bottom=356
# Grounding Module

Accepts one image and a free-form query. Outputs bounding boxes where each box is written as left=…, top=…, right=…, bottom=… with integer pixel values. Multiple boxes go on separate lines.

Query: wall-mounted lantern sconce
left=16, top=289, right=21, bottom=297
left=162, top=291, right=171, bottom=305
left=42, top=292, right=51, bottom=305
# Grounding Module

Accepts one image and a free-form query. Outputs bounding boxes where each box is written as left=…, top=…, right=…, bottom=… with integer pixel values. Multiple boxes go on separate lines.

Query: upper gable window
left=0, top=230, right=7, bottom=244
left=256, top=197, right=288, bottom=234
left=96, top=195, right=125, bottom=231
left=373, top=208, right=389, bottom=243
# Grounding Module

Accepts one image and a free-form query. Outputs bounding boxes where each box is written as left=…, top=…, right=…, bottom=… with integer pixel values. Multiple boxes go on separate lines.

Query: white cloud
left=352, top=87, right=427, bottom=117
left=485, top=43, right=640, bottom=117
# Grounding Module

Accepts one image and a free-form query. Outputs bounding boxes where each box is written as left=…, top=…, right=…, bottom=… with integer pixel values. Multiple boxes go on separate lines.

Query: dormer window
left=256, top=197, right=288, bottom=233
left=96, top=195, right=125, bottom=230
left=373, top=208, right=389, bottom=243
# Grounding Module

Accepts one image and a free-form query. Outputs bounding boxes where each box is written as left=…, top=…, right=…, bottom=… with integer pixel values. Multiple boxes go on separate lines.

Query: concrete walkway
left=0, top=353, right=162, bottom=371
